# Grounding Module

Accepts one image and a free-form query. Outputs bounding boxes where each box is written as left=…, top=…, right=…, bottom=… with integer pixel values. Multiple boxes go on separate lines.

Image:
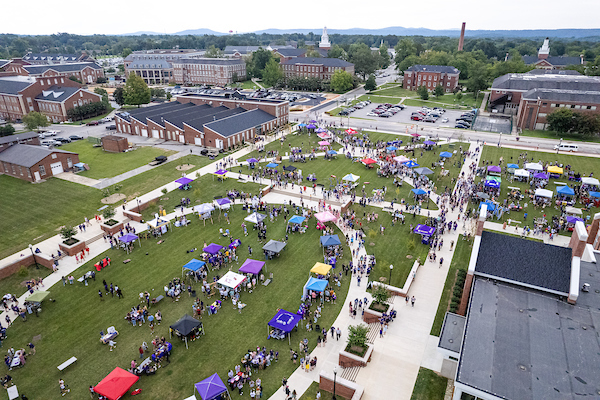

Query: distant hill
left=173, top=28, right=227, bottom=36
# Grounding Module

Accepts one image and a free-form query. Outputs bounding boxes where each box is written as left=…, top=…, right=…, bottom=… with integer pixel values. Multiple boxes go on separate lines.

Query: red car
left=411, top=115, right=422, bottom=121
left=86, top=120, right=99, bottom=126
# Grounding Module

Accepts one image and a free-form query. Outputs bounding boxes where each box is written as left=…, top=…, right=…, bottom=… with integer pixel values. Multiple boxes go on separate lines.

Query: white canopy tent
left=582, top=177, right=600, bottom=186
left=535, top=188, right=553, bottom=198
left=342, top=173, right=360, bottom=183
left=514, top=169, right=530, bottom=178
left=565, top=206, right=583, bottom=215
left=217, top=271, right=246, bottom=289
left=525, top=163, right=543, bottom=171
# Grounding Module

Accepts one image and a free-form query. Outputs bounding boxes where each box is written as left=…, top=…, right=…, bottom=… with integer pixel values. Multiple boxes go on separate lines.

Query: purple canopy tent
left=203, top=243, right=223, bottom=255
left=487, top=165, right=501, bottom=173
left=534, top=172, right=549, bottom=180
left=239, top=259, right=266, bottom=275
left=423, top=140, right=436, bottom=145
left=215, top=198, right=231, bottom=206
left=175, top=177, right=193, bottom=185
left=485, top=180, right=501, bottom=188
left=212, top=169, right=228, bottom=181
left=566, top=216, right=583, bottom=224
left=306, top=124, right=316, bottom=129
left=267, top=309, right=302, bottom=344
left=414, top=224, right=435, bottom=235
left=118, top=233, right=141, bottom=253
left=194, top=373, right=229, bottom=400
left=247, top=158, right=259, bottom=164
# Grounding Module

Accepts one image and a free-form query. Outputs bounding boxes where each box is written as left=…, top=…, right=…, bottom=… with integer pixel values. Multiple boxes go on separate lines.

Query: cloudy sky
left=3, top=0, right=599, bottom=35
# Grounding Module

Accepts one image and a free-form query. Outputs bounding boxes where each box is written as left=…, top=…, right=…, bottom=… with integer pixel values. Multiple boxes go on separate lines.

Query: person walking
left=439, top=257, right=444, bottom=268
left=411, top=296, right=416, bottom=307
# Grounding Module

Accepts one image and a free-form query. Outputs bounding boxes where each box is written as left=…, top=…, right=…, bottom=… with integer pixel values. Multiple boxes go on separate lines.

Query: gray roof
left=281, top=57, right=353, bottom=67
left=522, top=88, right=600, bottom=103
left=0, top=132, right=38, bottom=145
left=0, top=76, right=37, bottom=95
left=182, top=107, right=246, bottom=131
left=0, top=59, right=10, bottom=69
left=204, top=109, right=276, bottom=137
left=577, top=259, right=600, bottom=310
left=224, top=46, right=260, bottom=55
left=492, top=73, right=600, bottom=92
left=475, top=231, right=572, bottom=294
left=275, top=48, right=306, bottom=57
left=175, top=58, right=245, bottom=66
left=522, top=55, right=583, bottom=66
left=525, top=69, right=581, bottom=76
left=0, top=144, right=76, bottom=168
left=23, top=53, right=81, bottom=62
left=128, top=102, right=190, bottom=121
left=35, top=85, right=81, bottom=103
left=24, top=62, right=102, bottom=75
left=457, top=278, right=600, bottom=400
left=127, top=59, right=172, bottom=69
left=438, top=312, right=465, bottom=353
left=405, top=64, right=460, bottom=74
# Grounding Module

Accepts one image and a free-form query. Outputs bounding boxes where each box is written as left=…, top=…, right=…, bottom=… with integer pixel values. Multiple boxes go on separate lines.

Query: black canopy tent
left=169, top=314, right=204, bottom=349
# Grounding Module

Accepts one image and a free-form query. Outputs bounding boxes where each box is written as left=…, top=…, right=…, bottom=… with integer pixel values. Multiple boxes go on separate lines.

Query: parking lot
left=346, top=101, right=472, bottom=128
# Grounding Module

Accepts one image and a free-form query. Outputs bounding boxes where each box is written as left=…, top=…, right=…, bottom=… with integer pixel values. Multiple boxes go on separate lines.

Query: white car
left=367, top=112, right=378, bottom=117
left=45, top=130, right=60, bottom=136
left=441, top=118, right=449, bottom=123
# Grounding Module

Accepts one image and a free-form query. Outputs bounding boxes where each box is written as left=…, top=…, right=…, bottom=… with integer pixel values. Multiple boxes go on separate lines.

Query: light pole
left=389, top=264, right=393, bottom=284
left=137, top=198, right=141, bottom=214
left=332, top=366, right=338, bottom=399
left=29, top=244, right=39, bottom=270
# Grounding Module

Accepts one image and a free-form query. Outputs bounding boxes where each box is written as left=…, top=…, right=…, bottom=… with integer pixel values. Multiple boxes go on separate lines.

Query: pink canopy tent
left=315, top=211, right=337, bottom=223
left=318, top=141, right=330, bottom=146
left=394, top=155, right=410, bottom=163
left=317, top=132, right=330, bottom=139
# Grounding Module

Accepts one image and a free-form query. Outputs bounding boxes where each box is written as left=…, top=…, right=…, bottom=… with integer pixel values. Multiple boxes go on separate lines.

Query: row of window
left=550, top=103, right=597, bottom=110
left=406, top=80, right=451, bottom=88
left=2, top=162, right=32, bottom=178
left=39, top=102, right=60, bottom=113
left=40, top=77, right=66, bottom=87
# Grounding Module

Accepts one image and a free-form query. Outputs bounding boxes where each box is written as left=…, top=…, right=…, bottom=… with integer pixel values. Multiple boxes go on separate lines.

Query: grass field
left=0, top=175, right=104, bottom=259
left=410, top=367, right=448, bottom=400
left=0, top=264, right=53, bottom=297
left=369, top=85, right=414, bottom=98
left=478, top=145, right=600, bottom=230
left=520, top=129, right=600, bottom=143
left=243, top=132, right=329, bottom=161
left=357, top=95, right=401, bottom=104
left=430, top=235, right=472, bottom=336
left=108, top=155, right=217, bottom=199
left=60, top=141, right=176, bottom=179
left=299, top=381, right=342, bottom=400
left=1, top=208, right=351, bottom=400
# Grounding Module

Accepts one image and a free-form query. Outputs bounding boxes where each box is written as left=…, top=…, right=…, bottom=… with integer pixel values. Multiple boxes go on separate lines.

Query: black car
left=106, top=125, right=117, bottom=130
left=54, top=137, right=71, bottom=144
left=69, top=135, right=83, bottom=141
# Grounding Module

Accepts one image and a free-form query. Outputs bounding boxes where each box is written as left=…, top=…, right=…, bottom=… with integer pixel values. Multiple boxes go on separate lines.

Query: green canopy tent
left=26, top=291, right=50, bottom=304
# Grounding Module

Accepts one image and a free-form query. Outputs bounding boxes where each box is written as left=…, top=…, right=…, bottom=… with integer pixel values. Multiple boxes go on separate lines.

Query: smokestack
left=458, top=22, right=466, bottom=51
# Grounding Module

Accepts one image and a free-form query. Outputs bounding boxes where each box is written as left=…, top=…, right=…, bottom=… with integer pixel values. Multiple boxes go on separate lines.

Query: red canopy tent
left=94, top=367, right=139, bottom=400
left=361, top=158, right=377, bottom=165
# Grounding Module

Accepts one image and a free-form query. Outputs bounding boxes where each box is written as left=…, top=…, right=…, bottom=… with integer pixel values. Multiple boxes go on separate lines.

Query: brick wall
left=101, top=136, right=129, bottom=153
left=0, top=254, right=54, bottom=280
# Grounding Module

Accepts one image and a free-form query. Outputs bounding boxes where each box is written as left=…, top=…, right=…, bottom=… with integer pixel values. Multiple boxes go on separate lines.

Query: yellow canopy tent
left=310, top=262, right=332, bottom=275
left=547, top=166, right=563, bottom=174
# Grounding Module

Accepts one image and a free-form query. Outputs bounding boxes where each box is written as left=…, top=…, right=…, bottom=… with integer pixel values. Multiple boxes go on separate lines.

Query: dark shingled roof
left=35, top=85, right=82, bottom=103
left=522, top=55, right=583, bottom=67
left=0, top=132, right=38, bottom=145
left=457, top=278, right=600, bottom=400
left=182, top=107, right=247, bottom=131
left=525, top=69, right=581, bottom=76
left=128, top=102, right=192, bottom=122
left=405, top=64, right=460, bottom=74
left=0, top=59, right=10, bottom=69
left=475, top=231, right=571, bottom=294
left=146, top=104, right=213, bottom=127
left=281, top=57, right=353, bottom=67
left=204, top=109, right=276, bottom=137
left=275, top=48, right=306, bottom=57
left=23, top=62, right=102, bottom=75
left=492, top=73, right=600, bottom=92
left=522, top=88, right=600, bottom=103
left=438, top=313, right=465, bottom=353
left=0, top=77, right=36, bottom=95
left=0, top=144, right=76, bottom=167
left=127, top=59, right=172, bottom=69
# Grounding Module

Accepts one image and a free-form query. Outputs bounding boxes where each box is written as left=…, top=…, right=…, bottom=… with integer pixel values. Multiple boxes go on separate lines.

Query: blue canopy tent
left=557, top=185, right=575, bottom=196
left=320, top=234, right=341, bottom=247
left=403, top=160, right=419, bottom=168
left=194, top=373, right=229, bottom=400
left=303, top=277, right=328, bottom=301
left=327, top=150, right=338, bottom=155
left=267, top=309, right=302, bottom=344
left=590, top=191, right=600, bottom=198
left=288, top=215, right=306, bottom=225
left=485, top=180, right=501, bottom=188
left=266, top=162, right=279, bottom=168
left=182, top=258, right=206, bottom=277
left=479, top=200, right=497, bottom=211
left=386, top=146, right=397, bottom=152
left=439, top=151, right=452, bottom=158
left=412, top=188, right=427, bottom=195
left=507, top=163, right=519, bottom=169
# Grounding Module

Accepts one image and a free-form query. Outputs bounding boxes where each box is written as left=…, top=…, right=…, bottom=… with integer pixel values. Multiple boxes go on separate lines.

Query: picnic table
left=7, top=385, right=18, bottom=400
left=77, top=271, right=93, bottom=283
left=57, top=356, right=77, bottom=371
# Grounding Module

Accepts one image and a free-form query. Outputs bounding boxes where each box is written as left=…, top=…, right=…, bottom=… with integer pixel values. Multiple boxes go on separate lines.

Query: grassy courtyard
left=410, top=367, right=448, bottom=400
left=0, top=175, right=104, bottom=259
left=520, top=129, right=600, bottom=143
left=61, top=141, right=176, bottom=179
left=1, top=207, right=351, bottom=399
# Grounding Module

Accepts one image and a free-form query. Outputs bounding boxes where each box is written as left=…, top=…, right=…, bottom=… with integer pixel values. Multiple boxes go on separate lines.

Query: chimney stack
left=458, top=22, right=466, bottom=51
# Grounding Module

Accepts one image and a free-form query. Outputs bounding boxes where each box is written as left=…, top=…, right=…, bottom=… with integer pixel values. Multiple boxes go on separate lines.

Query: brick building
left=124, top=49, right=205, bottom=85
left=522, top=38, right=585, bottom=70
left=171, top=58, right=246, bottom=86
left=273, top=48, right=306, bottom=63
left=281, top=58, right=354, bottom=80
left=21, top=62, right=104, bottom=84
left=0, top=144, right=79, bottom=182
left=114, top=93, right=288, bottom=150
left=22, top=52, right=93, bottom=65
left=0, top=132, right=40, bottom=152
left=403, top=65, right=460, bottom=92
left=0, top=75, right=102, bottom=122
left=223, top=46, right=260, bottom=58
left=101, top=136, right=129, bottom=152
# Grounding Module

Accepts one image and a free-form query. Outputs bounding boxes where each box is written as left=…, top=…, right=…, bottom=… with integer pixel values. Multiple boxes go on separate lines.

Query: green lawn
left=108, top=155, right=218, bottom=199
left=236, top=80, right=261, bottom=90
left=0, top=263, right=53, bottom=297
left=1, top=207, right=350, bottom=400
left=0, top=175, right=104, bottom=259
left=244, top=132, right=332, bottom=161
left=357, top=95, right=401, bottom=104
left=369, top=85, right=414, bottom=98
left=60, top=141, right=176, bottom=179
left=430, top=236, right=472, bottom=336
left=299, top=381, right=342, bottom=400
left=478, top=145, right=600, bottom=230
left=520, top=129, right=600, bottom=143
left=410, top=367, right=448, bottom=400
left=351, top=205, right=429, bottom=287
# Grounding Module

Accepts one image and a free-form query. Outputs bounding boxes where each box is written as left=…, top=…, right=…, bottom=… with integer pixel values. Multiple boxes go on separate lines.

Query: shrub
left=18, top=266, right=29, bottom=277
left=372, top=285, right=390, bottom=304
left=102, top=208, right=115, bottom=220
left=59, top=226, right=77, bottom=241
left=347, top=324, right=369, bottom=349
left=161, top=188, right=168, bottom=195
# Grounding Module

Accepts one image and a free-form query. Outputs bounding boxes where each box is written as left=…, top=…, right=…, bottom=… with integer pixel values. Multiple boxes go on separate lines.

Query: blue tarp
left=590, top=191, right=600, bottom=198
left=557, top=185, right=575, bottom=195
left=412, top=188, right=427, bottom=195
left=439, top=151, right=452, bottom=158
left=479, top=201, right=497, bottom=211
left=267, top=309, right=301, bottom=333
left=320, top=234, right=341, bottom=247
left=288, top=215, right=305, bottom=224
left=386, top=146, right=397, bottom=151
left=305, top=277, right=328, bottom=292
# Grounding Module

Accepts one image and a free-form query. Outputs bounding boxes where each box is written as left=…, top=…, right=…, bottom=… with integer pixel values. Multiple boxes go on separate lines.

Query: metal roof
left=175, top=58, right=245, bottom=66
left=23, top=62, right=102, bottom=75
left=0, top=131, right=38, bottom=145
left=0, top=144, right=76, bottom=168
left=492, top=73, right=600, bottom=92
left=405, top=64, right=460, bottom=74
left=0, top=76, right=37, bottom=95
left=522, top=55, right=583, bottom=66
left=204, top=109, right=276, bottom=137
left=522, top=88, right=600, bottom=103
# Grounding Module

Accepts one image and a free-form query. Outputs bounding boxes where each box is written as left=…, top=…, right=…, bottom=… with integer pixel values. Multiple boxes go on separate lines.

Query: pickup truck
left=200, top=148, right=219, bottom=157
left=149, top=155, right=168, bottom=166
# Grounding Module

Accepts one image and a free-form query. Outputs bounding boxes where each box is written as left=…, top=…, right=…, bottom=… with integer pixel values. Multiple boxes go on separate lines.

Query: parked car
left=54, top=137, right=71, bottom=144
left=106, top=125, right=117, bottom=130
left=41, top=139, right=59, bottom=146
left=45, top=130, right=60, bottom=136
left=423, top=116, right=437, bottom=123
left=367, top=112, right=378, bottom=117
left=69, top=135, right=83, bottom=141
left=379, top=112, right=393, bottom=118
left=86, top=120, right=99, bottom=126
left=441, top=118, right=449, bottom=123
left=411, top=115, right=423, bottom=121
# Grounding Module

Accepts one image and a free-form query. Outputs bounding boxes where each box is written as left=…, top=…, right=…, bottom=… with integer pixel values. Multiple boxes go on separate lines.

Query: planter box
left=100, top=221, right=123, bottom=235
left=59, top=238, right=86, bottom=257
left=339, top=344, right=373, bottom=368
left=362, top=308, right=383, bottom=324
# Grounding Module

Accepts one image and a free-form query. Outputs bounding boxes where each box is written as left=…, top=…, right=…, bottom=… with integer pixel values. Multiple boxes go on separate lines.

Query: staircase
left=367, top=322, right=380, bottom=344
left=340, top=365, right=361, bottom=382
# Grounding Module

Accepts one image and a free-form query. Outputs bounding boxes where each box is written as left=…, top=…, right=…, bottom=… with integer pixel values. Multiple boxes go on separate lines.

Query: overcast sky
left=3, top=0, right=599, bottom=35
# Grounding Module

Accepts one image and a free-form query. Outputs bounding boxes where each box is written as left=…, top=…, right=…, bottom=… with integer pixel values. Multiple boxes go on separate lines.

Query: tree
left=394, top=38, right=418, bottom=67
left=434, top=84, right=445, bottom=98
left=150, top=88, right=166, bottom=98
left=305, top=49, right=321, bottom=58
left=466, top=64, right=489, bottom=95
left=328, top=44, right=347, bottom=60
left=378, top=43, right=390, bottom=68
left=330, top=70, right=354, bottom=93
left=96, top=77, right=107, bottom=84
left=59, top=226, right=77, bottom=241
left=94, top=87, right=110, bottom=106
left=106, top=67, right=116, bottom=73
left=0, top=124, right=15, bottom=137
left=22, top=112, right=50, bottom=131
left=205, top=45, right=223, bottom=58
left=262, top=59, right=283, bottom=88
left=248, top=48, right=274, bottom=79
left=573, top=113, right=600, bottom=136
left=547, top=108, right=575, bottom=133
left=113, top=87, right=125, bottom=106
left=364, top=74, right=377, bottom=91
left=455, top=91, right=463, bottom=102
left=347, top=324, right=369, bottom=349
left=348, top=43, right=378, bottom=79
left=69, top=75, right=82, bottom=84
left=121, top=48, right=132, bottom=58
left=123, top=73, right=150, bottom=107
left=417, top=85, right=429, bottom=100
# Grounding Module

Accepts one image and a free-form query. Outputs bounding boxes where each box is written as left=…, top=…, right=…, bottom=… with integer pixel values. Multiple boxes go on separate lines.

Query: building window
left=592, top=106, right=597, bottom=110
left=11, top=165, right=16, bottom=174
left=551, top=104, right=556, bottom=107
left=447, top=82, right=450, bottom=87
left=27, top=169, right=31, bottom=178
left=52, top=154, right=57, bottom=159
left=574, top=105, right=581, bottom=109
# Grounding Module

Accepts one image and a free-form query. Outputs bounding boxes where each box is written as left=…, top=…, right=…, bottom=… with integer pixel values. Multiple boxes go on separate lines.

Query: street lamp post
left=332, top=366, right=338, bottom=399
left=389, top=264, right=393, bottom=284
left=29, top=244, right=39, bottom=270
left=137, top=198, right=141, bottom=214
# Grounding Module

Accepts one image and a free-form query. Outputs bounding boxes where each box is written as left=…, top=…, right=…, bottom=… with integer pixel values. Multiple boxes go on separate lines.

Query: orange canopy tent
left=94, top=367, right=139, bottom=400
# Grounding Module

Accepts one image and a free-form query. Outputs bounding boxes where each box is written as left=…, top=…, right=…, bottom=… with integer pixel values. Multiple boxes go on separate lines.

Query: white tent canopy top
left=514, top=169, right=530, bottom=178
left=535, top=188, right=553, bottom=198
left=582, top=177, right=600, bottom=186
left=217, top=271, right=246, bottom=289
left=565, top=206, right=583, bottom=215
left=525, top=163, right=543, bottom=171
